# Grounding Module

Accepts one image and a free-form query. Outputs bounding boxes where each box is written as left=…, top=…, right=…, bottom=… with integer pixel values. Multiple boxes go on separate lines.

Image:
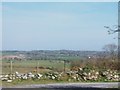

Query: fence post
left=36, top=61, right=39, bottom=74
left=10, top=60, right=13, bottom=79
left=64, top=60, right=66, bottom=72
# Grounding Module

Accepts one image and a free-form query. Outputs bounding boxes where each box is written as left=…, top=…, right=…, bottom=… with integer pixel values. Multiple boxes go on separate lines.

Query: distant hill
left=1, top=50, right=109, bottom=61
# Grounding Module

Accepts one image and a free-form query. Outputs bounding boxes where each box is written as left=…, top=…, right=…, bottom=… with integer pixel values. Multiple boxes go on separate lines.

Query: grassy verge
left=2, top=78, right=119, bottom=88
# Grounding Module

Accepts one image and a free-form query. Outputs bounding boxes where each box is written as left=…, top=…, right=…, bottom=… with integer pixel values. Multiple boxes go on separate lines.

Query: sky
left=2, top=2, right=118, bottom=51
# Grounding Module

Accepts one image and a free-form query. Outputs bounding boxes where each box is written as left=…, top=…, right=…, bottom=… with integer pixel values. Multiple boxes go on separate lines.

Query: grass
left=2, top=78, right=119, bottom=88
left=2, top=78, right=77, bottom=87
left=2, top=59, right=71, bottom=74
left=1, top=59, right=119, bottom=87
left=2, top=79, right=58, bottom=87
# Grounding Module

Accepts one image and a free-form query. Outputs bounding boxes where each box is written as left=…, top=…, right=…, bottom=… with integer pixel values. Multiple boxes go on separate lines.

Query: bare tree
left=103, top=44, right=117, bottom=61
left=104, top=25, right=120, bottom=39
left=104, top=25, right=120, bottom=34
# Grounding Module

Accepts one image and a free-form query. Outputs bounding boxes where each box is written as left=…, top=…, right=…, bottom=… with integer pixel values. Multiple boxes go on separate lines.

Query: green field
left=2, top=59, right=71, bottom=74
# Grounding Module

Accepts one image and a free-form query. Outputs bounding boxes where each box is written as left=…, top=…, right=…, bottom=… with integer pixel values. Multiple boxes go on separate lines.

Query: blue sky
left=2, top=2, right=118, bottom=51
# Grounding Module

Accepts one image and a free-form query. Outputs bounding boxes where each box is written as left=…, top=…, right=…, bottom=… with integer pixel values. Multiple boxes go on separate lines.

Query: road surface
left=11, top=82, right=119, bottom=88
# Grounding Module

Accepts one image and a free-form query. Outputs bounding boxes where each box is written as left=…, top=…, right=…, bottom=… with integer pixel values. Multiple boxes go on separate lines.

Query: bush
left=70, top=59, right=119, bottom=70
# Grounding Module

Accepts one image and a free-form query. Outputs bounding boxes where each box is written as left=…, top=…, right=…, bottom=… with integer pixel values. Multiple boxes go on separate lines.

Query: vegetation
left=2, top=59, right=71, bottom=74
left=1, top=46, right=119, bottom=87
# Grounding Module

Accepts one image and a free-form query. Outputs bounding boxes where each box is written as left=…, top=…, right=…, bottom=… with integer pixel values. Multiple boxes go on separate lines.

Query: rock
left=1, top=77, right=8, bottom=81
left=51, top=76, right=55, bottom=80
left=7, top=80, right=12, bottom=83
left=15, top=71, right=19, bottom=75
left=95, top=72, right=99, bottom=75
